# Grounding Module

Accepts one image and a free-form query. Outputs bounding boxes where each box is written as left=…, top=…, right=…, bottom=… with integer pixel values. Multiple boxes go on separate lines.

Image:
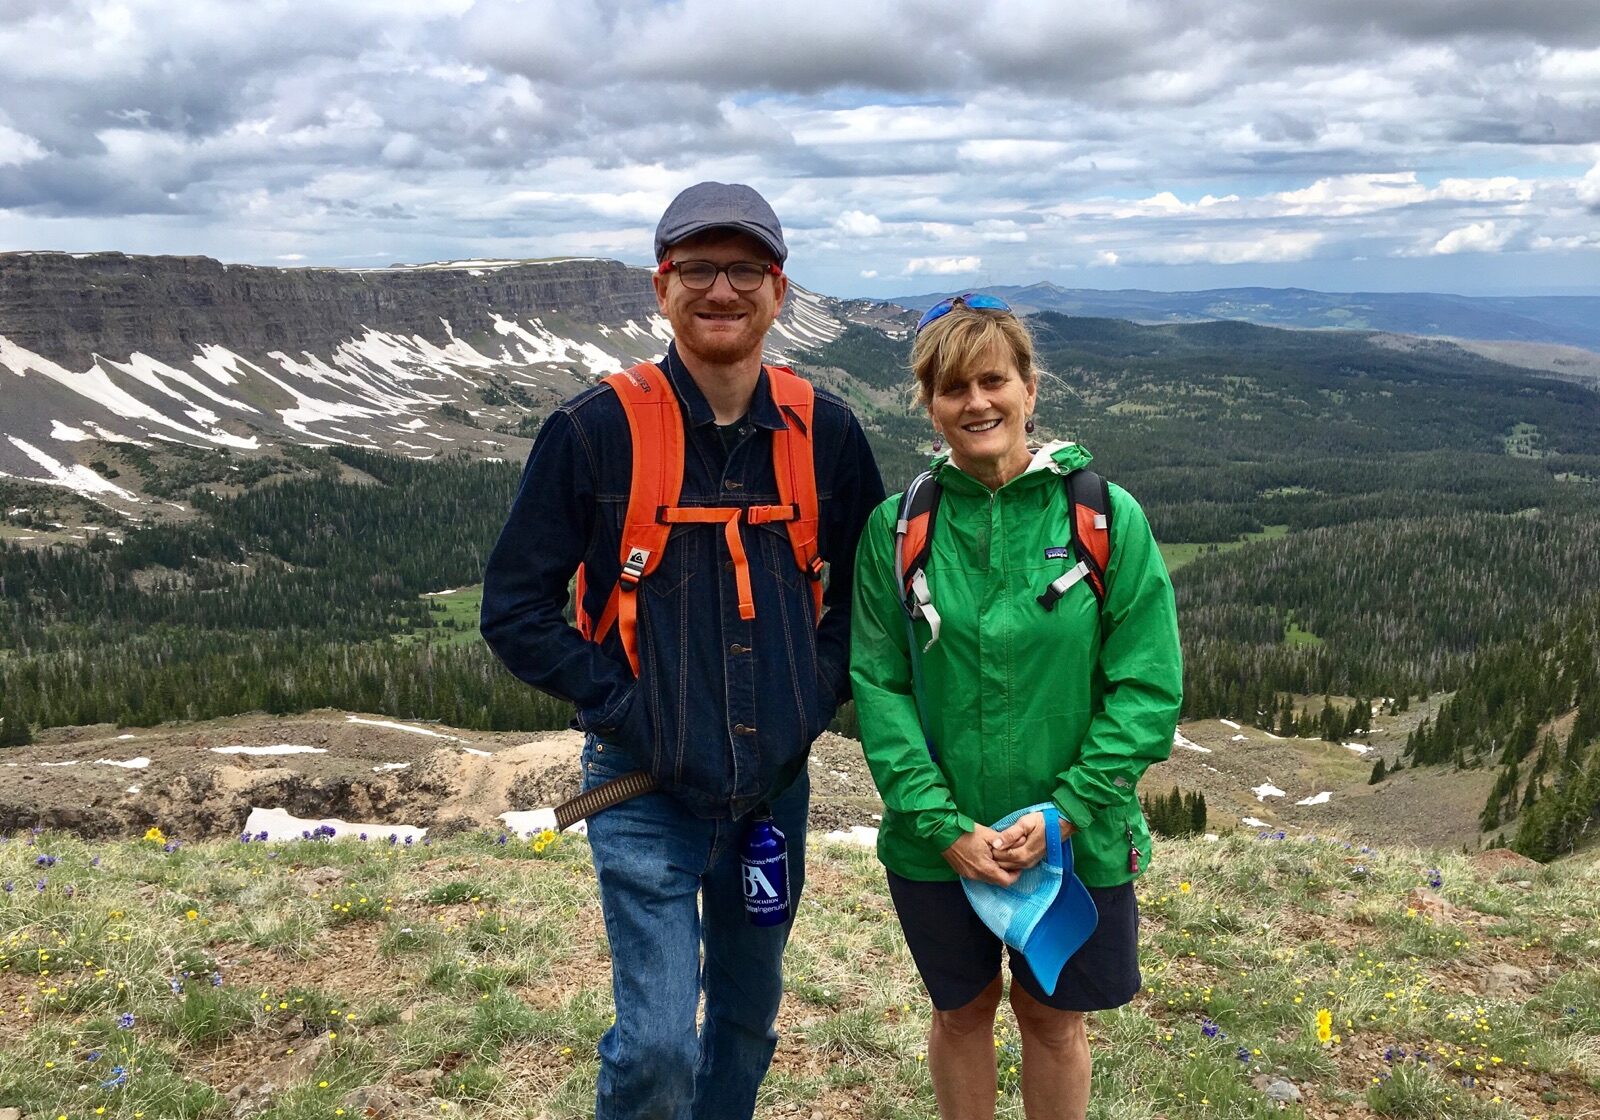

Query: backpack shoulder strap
left=1067, top=468, right=1111, bottom=603
left=894, top=470, right=944, bottom=646
left=763, top=366, right=825, bottom=619
left=580, top=362, right=684, bottom=674
left=893, top=469, right=944, bottom=761
left=1037, top=468, right=1112, bottom=611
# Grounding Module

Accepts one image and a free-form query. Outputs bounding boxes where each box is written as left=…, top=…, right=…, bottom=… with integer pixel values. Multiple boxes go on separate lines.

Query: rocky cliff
left=0, top=253, right=661, bottom=368
left=0, top=251, right=889, bottom=509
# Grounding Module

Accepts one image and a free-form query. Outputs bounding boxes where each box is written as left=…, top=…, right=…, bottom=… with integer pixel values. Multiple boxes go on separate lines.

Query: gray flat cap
left=654, top=181, right=788, bottom=266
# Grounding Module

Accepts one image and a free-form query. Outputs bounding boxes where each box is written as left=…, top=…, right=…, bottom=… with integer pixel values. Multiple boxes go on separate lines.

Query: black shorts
left=885, top=870, right=1141, bottom=1013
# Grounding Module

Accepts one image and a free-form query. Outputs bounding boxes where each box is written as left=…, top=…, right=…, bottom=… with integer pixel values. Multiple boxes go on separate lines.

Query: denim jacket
left=481, top=343, right=885, bottom=819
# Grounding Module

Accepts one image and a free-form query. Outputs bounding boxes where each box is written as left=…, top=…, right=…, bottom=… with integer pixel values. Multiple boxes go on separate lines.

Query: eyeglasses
left=915, top=292, right=1012, bottom=334
left=657, top=259, right=782, bottom=292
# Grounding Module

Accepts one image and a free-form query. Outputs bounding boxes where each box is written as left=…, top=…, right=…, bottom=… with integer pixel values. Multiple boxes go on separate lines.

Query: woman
left=850, top=294, right=1182, bottom=1119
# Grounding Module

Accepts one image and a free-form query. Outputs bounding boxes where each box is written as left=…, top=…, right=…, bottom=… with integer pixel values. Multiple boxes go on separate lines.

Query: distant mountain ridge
left=0, top=251, right=896, bottom=502
left=889, top=282, right=1600, bottom=351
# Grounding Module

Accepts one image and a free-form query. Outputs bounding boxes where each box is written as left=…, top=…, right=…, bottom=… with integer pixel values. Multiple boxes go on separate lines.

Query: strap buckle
left=618, top=546, right=650, bottom=590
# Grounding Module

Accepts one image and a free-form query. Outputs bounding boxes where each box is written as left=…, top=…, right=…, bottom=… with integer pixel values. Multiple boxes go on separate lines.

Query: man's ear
left=771, top=271, right=789, bottom=316
left=652, top=268, right=671, bottom=311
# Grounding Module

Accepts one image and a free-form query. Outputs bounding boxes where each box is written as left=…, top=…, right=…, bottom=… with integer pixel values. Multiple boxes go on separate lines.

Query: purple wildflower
left=35, top=853, right=57, bottom=867
left=1200, top=1018, right=1223, bottom=1039
left=211, top=971, right=223, bottom=988
left=90, top=855, right=100, bottom=867
left=1427, top=868, right=1443, bottom=889
left=2, top=881, right=12, bottom=893
left=117, top=1012, right=135, bottom=1029
left=100, top=1065, right=129, bottom=1089
left=1236, top=1046, right=1250, bottom=1062
left=63, top=884, right=75, bottom=899
left=36, top=878, right=46, bottom=891
left=163, top=840, right=180, bottom=853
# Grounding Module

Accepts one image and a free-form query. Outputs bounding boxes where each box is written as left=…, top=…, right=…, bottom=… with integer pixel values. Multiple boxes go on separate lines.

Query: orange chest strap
left=580, top=362, right=823, bottom=676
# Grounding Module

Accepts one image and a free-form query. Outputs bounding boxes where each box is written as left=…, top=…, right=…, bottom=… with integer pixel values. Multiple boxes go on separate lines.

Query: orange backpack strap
left=581, top=363, right=684, bottom=675
left=1038, top=468, right=1111, bottom=610
left=762, top=366, right=825, bottom=621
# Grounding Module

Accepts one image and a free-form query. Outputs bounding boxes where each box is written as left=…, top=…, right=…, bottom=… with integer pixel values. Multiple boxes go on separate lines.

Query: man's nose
left=705, top=270, right=740, bottom=300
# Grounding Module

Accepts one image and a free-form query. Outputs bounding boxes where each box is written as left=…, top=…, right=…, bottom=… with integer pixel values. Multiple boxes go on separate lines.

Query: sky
left=1, top=0, right=1598, bottom=300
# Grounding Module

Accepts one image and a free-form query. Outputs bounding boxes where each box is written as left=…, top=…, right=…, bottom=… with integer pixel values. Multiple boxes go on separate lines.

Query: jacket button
left=733, top=723, right=756, bottom=736
left=729, top=643, right=749, bottom=654
left=595, top=743, right=605, bottom=753
left=723, top=479, right=743, bottom=490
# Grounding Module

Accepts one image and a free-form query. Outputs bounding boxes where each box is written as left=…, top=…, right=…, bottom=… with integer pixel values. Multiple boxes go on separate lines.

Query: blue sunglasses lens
left=915, top=292, right=1012, bottom=334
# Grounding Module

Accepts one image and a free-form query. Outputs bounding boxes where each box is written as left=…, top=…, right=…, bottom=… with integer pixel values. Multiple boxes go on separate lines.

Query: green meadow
left=3, top=827, right=1597, bottom=1119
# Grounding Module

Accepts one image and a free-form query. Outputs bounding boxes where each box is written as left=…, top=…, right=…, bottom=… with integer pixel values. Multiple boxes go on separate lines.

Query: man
left=481, top=182, right=883, bottom=1119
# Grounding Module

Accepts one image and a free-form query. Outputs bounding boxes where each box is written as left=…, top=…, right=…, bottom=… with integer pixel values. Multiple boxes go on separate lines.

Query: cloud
left=0, top=0, right=1595, bottom=296
left=0, top=121, right=45, bottom=166
left=1430, top=221, right=1515, bottom=254
left=1579, top=161, right=1600, bottom=214
left=834, top=210, right=884, bottom=237
left=905, top=256, right=982, bottom=276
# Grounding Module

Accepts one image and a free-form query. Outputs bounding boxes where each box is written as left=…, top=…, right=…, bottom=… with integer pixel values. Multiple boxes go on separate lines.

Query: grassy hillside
left=3, top=827, right=1597, bottom=1119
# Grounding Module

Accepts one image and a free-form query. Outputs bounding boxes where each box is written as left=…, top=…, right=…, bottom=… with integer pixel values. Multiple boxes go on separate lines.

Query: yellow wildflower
left=143, top=826, right=165, bottom=843
left=1316, top=1008, right=1333, bottom=1044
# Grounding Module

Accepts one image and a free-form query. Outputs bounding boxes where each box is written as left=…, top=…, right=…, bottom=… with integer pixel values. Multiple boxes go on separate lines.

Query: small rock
left=399, top=1006, right=418, bottom=1024
left=276, top=1014, right=307, bottom=1039
left=1252, top=1075, right=1301, bottom=1103
left=1403, top=887, right=1455, bottom=921
left=340, top=1084, right=417, bottom=1119
left=1, top=1107, right=23, bottom=1120
left=1480, top=962, right=1535, bottom=999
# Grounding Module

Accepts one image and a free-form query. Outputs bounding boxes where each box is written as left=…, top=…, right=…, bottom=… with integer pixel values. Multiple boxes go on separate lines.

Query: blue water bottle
left=740, top=808, right=790, bottom=927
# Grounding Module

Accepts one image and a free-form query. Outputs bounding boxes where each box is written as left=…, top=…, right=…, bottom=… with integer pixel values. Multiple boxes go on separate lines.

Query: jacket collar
left=931, top=440, right=1094, bottom=495
left=662, top=342, right=787, bottom=431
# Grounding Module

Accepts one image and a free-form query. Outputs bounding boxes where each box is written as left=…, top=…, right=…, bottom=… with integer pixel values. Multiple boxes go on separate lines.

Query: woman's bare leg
left=928, top=975, right=1004, bottom=1119
left=1009, top=984, right=1090, bottom=1120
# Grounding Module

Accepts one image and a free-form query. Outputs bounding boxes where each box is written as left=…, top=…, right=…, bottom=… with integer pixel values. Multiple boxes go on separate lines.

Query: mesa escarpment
left=0, top=252, right=660, bottom=368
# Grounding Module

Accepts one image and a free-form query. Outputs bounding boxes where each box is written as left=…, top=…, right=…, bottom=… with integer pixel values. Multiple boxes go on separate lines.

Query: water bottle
left=740, top=809, right=790, bottom=926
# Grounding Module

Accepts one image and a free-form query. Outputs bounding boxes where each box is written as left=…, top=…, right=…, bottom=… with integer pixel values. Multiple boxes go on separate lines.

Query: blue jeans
left=582, top=738, right=810, bottom=1120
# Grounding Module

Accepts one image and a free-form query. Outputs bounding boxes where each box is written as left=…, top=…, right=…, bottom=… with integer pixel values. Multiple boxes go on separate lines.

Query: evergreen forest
left=4, top=315, right=1599, bottom=859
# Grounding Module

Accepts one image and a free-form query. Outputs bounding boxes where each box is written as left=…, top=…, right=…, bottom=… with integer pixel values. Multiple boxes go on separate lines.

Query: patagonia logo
left=1045, top=546, right=1073, bottom=560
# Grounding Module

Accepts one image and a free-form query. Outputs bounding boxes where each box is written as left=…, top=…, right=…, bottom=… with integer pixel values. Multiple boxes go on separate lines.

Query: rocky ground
left=0, top=695, right=1495, bottom=853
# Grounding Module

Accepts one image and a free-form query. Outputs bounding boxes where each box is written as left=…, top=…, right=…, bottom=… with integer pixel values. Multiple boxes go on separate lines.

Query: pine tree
left=1369, top=757, right=1387, bottom=784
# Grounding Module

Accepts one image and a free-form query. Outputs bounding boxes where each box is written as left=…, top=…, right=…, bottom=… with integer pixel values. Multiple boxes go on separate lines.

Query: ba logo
left=625, top=368, right=653, bottom=392
left=743, top=865, right=778, bottom=900
left=626, top=547, right=651, bottom=568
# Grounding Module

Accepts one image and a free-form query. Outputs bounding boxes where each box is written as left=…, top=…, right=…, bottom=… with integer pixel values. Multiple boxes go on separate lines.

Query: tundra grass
left=2, top=826, right=1598, bottom=1119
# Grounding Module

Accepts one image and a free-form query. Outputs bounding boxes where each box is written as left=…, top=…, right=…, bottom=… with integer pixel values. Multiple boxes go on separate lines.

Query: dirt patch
left=1, top=707, right=1501, bottom=855
left=0, top=716, right=890, bottom=842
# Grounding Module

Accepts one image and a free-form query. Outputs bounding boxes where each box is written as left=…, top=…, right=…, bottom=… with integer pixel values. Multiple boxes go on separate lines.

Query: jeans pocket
left=581, top=736, right=631, bottom=790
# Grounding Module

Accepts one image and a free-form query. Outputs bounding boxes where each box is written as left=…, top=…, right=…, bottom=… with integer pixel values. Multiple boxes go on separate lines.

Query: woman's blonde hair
left=910, top=301, right=1038, bottom=403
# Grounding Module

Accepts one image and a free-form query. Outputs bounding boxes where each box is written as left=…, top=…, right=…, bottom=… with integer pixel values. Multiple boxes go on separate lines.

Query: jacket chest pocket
left=754, top=520, right=804, bottom=589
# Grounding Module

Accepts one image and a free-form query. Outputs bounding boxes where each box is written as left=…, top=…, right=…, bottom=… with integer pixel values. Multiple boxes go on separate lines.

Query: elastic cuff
left=1052, top=787, right=1097, bottom=832
left=926, top=810, right=976, bottom=853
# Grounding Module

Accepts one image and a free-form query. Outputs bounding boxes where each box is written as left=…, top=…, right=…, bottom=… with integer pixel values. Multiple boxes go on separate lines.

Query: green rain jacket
left=850, top=442, right=1183, bottom=887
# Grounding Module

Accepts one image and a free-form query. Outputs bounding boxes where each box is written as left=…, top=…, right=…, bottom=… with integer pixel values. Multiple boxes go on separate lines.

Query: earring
left=1025, top=417, right=1035, bottom=435
left=932, top=431, right=943, bottom=453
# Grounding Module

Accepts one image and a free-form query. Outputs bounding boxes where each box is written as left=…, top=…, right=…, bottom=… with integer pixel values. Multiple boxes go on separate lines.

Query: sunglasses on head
left=915, top=292, right=1012, bottom=334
